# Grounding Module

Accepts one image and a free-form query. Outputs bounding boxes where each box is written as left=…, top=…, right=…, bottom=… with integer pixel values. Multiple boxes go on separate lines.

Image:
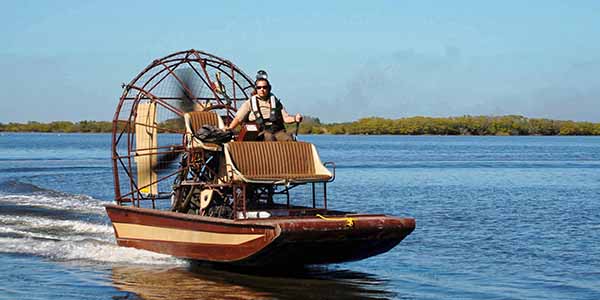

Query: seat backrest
left=184, top=111, right=224, bottom=134
left=183, top=111, right=226, bottom=151
left=228, top=141, right=314, bottom=176
left=225, top=141, right=332, bottom=182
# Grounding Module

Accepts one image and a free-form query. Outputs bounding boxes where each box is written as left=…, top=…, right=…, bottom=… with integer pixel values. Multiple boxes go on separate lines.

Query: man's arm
left=281, top=107, right=303, bottom=124
left=225, top=100, right=250, bottom=130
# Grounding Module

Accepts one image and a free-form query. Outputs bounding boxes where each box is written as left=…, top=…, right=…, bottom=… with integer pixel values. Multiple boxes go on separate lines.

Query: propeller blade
left=152, top=145, right=185, bottom=172
left=174, top=68, right=197, bottom=113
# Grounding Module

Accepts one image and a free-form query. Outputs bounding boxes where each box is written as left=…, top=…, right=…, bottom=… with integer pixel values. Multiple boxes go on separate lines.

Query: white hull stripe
left=113, top=222, right=265, bottom=245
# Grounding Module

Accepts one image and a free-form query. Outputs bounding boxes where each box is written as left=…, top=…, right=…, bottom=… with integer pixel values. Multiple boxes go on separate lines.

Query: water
left=1, top=133, right=599, bottom=299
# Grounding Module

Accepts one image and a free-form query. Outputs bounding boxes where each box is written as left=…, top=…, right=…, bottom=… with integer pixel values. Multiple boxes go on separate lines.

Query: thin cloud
left=320, top=48, right=600, bottom=122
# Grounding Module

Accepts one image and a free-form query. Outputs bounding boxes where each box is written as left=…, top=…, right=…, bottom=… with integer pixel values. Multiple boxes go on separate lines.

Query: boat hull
left=105, top=204, right=415, bottom=266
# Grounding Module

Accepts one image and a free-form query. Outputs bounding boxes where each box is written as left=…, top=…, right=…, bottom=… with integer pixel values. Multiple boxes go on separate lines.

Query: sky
left=2, top=0, right=600, bottom=123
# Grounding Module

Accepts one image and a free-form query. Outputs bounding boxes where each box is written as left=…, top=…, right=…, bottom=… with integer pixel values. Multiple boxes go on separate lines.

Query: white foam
left=0, top=191, right=185, bottom=266
left=0, top=236, right=185, bottom=266
left=0, top=226, right=60, bottom=240
left=0, top=193, right=107, bottom=214
left=0, top=217, right=186, bottom=266
left=0, top=214, right=114, bottom=239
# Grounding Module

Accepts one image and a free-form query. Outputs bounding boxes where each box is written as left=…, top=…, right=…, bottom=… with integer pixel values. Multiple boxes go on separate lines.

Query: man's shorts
left=263, top=130, right=293, bottom=141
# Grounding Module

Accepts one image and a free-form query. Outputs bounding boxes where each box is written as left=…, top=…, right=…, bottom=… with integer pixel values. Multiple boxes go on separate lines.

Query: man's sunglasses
left=256, top=85, right=270, bottom=90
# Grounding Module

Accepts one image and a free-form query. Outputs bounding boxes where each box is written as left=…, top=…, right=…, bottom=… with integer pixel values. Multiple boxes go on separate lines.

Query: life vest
left=250, top=94, right=285, bottom=133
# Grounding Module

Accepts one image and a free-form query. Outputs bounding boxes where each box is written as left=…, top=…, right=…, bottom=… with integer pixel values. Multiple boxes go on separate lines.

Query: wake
left=0, top=180, right=184, bottom=266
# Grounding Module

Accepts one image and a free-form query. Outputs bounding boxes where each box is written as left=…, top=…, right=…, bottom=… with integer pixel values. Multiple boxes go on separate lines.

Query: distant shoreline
left=2, top=115, right=599, bottom=136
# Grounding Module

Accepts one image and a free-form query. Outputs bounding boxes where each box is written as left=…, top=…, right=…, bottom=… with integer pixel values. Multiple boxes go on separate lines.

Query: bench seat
left=224, top=141, right=332, bottom=184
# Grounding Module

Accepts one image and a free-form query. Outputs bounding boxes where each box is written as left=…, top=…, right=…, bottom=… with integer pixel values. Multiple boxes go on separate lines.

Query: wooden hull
left=105, top=204, right=415, bottom=266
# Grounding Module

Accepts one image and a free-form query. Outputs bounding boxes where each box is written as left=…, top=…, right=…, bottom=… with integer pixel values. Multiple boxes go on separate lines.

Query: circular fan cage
left=111, top=49, right=254, bottom=208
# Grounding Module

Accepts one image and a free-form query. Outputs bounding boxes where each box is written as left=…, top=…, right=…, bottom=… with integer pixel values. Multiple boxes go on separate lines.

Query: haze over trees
left=1, top=115, right=599, bottom=135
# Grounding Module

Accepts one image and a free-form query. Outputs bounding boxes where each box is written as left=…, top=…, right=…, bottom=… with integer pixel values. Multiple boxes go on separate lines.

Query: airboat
left=106, top=49, right=415, bottom=266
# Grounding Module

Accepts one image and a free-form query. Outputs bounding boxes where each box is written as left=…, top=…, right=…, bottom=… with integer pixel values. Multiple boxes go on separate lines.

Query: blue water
left=1, top=133, right=599, bottom=299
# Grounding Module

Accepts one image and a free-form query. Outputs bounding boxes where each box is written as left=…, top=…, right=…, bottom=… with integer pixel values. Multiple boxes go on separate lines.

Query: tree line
left=2, top=115, right=599, bottom=135
left=0, top=121, right=113, bottom=133
left=292, top=115, right=600, bottom=136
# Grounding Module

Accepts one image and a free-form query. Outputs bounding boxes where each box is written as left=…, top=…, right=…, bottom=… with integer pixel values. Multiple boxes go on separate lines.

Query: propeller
left=151, top=68, right=198, bottom=172
left=152, top=69, right=230, bottom=173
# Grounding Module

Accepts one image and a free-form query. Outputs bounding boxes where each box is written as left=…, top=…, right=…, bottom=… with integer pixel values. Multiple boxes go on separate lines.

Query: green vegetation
left=2, top=115, right=600, bottom=135
left=292, top=115, right=600, bottom=136
left=0, top=121, right=113, bottom=133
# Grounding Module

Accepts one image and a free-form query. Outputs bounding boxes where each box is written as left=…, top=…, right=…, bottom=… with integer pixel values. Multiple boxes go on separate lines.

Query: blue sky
left=2, top=0, right=600, bottom=123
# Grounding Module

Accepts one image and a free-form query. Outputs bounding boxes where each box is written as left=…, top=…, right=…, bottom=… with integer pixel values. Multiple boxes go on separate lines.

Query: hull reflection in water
left=111, top=263, right=396, bottom=300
